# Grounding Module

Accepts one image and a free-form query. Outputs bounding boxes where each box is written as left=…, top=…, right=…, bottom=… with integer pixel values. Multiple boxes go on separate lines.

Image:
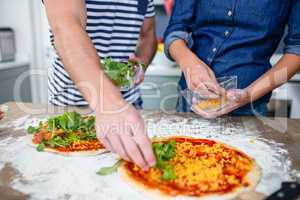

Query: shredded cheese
left=195, top=98, right=228, bottom=111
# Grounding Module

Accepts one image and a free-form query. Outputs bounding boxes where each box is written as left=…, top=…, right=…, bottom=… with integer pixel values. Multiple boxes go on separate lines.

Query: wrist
left=180, top=56, right=205, bottom=72
left=95, top=96, right=128, bottom=115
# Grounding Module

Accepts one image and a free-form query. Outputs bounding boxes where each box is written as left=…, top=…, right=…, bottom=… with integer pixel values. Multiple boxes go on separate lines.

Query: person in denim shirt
left=164, top=0, right=300, bottom=118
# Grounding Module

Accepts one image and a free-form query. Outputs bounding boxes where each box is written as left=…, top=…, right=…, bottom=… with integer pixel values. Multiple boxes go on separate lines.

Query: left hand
left=193, top=89, right=250, bottom=119
left=129, top=55, right=146, bottom=86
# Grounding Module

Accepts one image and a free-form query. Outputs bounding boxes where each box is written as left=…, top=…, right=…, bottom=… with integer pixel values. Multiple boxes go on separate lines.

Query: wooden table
left=0, top=102, right=299, bottom=200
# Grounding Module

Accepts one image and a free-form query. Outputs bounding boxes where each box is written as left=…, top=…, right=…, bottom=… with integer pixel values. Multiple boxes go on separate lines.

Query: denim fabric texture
left=164, top=0, right=300, bottom=115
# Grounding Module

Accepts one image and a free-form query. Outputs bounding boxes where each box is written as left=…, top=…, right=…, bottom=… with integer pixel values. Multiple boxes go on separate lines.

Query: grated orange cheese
left=195, top=98, right=228, bottom=111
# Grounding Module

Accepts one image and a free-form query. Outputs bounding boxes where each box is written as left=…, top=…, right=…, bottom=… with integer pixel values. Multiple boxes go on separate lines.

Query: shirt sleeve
left=145, top=0, right=155, bottom=18
left=163, top=0, right=196, bottom=61
left=284, top=0, right=300, bottom=56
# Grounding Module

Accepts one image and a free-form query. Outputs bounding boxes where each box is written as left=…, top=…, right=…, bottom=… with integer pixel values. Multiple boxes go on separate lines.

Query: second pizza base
left=26, top=135, right=108, bottom=156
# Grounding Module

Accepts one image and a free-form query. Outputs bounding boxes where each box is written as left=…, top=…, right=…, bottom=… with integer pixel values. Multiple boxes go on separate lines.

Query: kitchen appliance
left=0, top=27, right=16, bottom=62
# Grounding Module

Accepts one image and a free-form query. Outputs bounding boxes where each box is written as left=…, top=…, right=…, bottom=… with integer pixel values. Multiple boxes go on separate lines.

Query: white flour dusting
left=0, top=113, right=298, bottom=200
left=0, top=115, right=32, bottom=129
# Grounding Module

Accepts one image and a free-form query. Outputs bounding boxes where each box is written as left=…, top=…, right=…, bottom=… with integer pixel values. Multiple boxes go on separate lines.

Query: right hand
left=180, top=56, right=224, bottom=98
left=95, top=101, right=156, bottom=171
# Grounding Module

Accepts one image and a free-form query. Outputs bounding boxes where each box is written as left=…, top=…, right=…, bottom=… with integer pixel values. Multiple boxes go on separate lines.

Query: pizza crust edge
left=26, top=135, right=108, bottom=156
left=119, top=136, right=262, bottom=200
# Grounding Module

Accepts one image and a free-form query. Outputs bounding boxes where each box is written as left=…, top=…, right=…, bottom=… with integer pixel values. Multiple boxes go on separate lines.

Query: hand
left=95, top=102, right=156, bottom=170
left=180, top=56, right=225, bottom=98
left=193, top=89, right=250, bottom=119
left=129, top=55, right=145, bottom=86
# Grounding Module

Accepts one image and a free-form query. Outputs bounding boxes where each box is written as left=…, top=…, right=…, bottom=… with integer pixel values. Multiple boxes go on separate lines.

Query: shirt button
left=212, top=48, right=217, bottom=53
left=224, top=30, right=230, bottom=36
left=227, top=10, right=233, bottom=16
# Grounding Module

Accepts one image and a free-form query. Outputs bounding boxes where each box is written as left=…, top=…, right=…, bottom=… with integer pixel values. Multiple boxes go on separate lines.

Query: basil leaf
left=161, top=166, right=176, bottom=181
left=153, top=140, right=177, bottom=181
left=27, top=126, right=38, bottom=134
left=36, top=143, right=45, bottom=152
left=47, top=118, right=56, bottom=132
left=97, top=160, right=122, bottom=176
left=86, top=116, right=95, bottom=130
left=102, top=57, right=135, bottom=88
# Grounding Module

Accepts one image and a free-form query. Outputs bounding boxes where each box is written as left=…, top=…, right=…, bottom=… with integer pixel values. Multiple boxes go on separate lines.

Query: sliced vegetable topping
left=27, top=112, right=99, bottom=151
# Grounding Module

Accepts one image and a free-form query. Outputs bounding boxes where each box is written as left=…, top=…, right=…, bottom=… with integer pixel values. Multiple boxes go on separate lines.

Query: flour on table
left=0, top=115, right=46, bottom=130
left=0, top=113, right=298, bottom=200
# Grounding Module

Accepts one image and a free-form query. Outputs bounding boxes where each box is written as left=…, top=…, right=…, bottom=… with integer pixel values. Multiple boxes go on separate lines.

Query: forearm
left=169, top=39, right=204, bottom=70
left=246, top=54, right=300, bottom=102
left=137, top=35, right=157, bottom=67
left=136, top=17, right=157, bottom=67
left=52, top=22, right=124, bottom=111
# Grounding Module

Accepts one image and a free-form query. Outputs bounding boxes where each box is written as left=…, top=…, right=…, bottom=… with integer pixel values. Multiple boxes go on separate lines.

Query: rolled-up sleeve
left=145, top=0, right=155, bottom=18
left=163, top=0, right=196, bottom=61
left=284, top=0, right=300, bottom=56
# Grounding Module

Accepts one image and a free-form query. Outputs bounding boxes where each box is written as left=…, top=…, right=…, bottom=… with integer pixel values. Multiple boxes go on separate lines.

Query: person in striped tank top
left=43, top=0, right=157, bottom=170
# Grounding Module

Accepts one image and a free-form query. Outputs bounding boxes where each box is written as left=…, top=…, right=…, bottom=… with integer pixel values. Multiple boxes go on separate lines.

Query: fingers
left=192, top=106, right=218, bottom=119
left=134, top=76, right=144, bottom=85
left=95, top=105, right=155, bottom=171
left=129, top=54, right=138, bottom=61
left=188, top=73, right=223, bottom=98
left=106, top=133, right=131, bottom=162
left=120, top=134, right=149, bottom=170
left=101, top=137, right=113, bottom=152
left=205, top=81, right=225, bottom=96
left=227, top=89, right=248, bottom=102
left=129, top=54, right=139, bottom=65
left=131, top=123, right=156, bottom=167
left=134, top=65, right=144, bottom=85
left=192, top=82, right=220, bottom=99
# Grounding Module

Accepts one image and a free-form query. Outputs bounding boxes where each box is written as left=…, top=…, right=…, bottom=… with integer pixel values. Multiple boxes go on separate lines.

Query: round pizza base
left=119, top=136, right=262, bottom=200
left=26, top=135, right=108, bottom=156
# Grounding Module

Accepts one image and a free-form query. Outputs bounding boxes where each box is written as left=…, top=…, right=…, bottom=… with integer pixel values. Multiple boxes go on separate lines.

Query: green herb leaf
left=153, top=140, right=177, bottom=181
left=36, top=143, right=45, bottom=152
left=161, top=166, right=176, bottom=181
left=102, top=58, right=135, bottom=88
left=27, top=126, right=38, bottom=134
left=47, top=118, right=56, bottom=132
left=86, top=116, right=95, bottom=130
left=97, top=160, right=123, bottom=176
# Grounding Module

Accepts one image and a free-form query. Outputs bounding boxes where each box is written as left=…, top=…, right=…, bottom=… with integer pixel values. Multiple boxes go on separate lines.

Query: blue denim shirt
left=164, top=0, right=300, bottom=115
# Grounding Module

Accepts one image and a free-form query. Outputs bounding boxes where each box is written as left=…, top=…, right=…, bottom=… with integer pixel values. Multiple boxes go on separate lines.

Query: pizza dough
left=119, top=136, right=261, bottom=200
left=26, top=135, right=108, bottom=156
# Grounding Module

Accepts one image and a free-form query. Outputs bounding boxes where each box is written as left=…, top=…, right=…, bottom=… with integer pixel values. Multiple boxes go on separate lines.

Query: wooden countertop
left=0, top=102, right=299, bottom=200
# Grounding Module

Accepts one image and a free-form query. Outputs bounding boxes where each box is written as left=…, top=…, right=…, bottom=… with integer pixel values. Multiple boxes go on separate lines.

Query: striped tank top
left=48, top=0, right=155, bottom=106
